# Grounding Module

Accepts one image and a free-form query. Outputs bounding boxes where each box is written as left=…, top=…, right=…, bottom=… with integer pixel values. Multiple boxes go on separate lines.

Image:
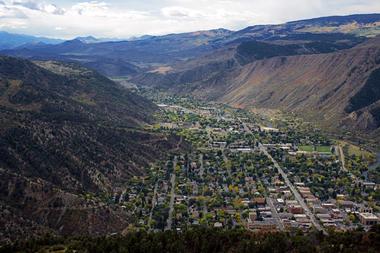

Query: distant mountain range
left=0, top=31, right=64, bottom=50
left=0, top=32, right=126, bottom=50
left=131, top=14, right=380, bottom=145
left=138, top=37, right=380, bottom=141
left=2, top=14, right=380, bottom=75
left=1, top=13, right=380, bottom=143
left=1, top=28, right=232, bottom=76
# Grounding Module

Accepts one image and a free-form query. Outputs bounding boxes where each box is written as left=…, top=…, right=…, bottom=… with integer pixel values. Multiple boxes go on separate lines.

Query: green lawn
left=298, top=145, right=314, bottom=152
left=315, top=146, right=332, bottom=153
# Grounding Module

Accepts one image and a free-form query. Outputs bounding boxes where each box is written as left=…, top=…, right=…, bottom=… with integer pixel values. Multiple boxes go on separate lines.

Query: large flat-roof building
left=358, top=213, right=379, bottom=226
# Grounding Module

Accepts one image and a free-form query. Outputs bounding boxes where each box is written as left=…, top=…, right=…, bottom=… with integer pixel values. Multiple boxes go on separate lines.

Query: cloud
left=12, top=0, right=65, bottom=15
left=0, top=18, right=27, bottom=28
left=43, top=3, right=64, bottom=15
left=71, top=1, right=108, bottom=16
left=0, top=0, right=379, bottom=39
left=0, top=2, right=27, bottom=19
left=161, top=6, right=203, bottom=18
left=12, top=0, right=40, bottom=10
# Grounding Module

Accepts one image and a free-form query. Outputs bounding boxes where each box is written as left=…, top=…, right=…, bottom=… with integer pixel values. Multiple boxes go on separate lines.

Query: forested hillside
left=0, top=56, right=184, bottom=243
left=1, top=227, right=380, bottom=253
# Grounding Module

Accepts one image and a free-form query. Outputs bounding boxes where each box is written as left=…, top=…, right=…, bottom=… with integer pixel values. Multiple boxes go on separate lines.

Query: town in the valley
left=111, top=91, right=380, bottom=234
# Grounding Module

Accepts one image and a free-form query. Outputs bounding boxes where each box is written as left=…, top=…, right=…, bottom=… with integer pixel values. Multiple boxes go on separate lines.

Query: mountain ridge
left=0, top=31, right=63, bottom=50
left=1, top=14, right=379, bottom=77
left=1, top=13, right=380, bottom=142
left=132, top=35, right=380, bottom=144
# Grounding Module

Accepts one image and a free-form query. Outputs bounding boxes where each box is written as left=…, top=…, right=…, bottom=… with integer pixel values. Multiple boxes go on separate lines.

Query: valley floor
left=109, top=90, right=380, bottom=233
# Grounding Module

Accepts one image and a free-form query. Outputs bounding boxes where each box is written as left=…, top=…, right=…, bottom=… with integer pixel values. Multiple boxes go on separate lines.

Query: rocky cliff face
left=220, top=39, right=380, bottom=125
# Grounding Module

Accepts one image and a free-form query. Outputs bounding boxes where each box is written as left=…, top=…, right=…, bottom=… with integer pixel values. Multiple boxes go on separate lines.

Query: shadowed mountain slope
left=0, top=56, right=184, bottom=242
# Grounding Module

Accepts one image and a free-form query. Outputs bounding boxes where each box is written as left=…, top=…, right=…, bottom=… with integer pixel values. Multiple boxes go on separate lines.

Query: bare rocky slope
left=220, top=38, right=380, bottom=131
left=129, top=15, right=380, bottom=143
left=133, top=37, right=380, bottom=144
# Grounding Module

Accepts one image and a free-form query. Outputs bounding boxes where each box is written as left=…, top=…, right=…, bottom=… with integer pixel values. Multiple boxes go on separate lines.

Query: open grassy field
left=298, top=145, right=314, bottom=152
left=316, top=146, right=332, bottom=153
left=337, top=140, right=375, bottom=162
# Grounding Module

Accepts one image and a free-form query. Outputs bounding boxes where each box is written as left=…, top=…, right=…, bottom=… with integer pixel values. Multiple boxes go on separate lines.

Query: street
left=166, top=156, right=177, bottom=231
left=258, top=143, right=327, bottom=235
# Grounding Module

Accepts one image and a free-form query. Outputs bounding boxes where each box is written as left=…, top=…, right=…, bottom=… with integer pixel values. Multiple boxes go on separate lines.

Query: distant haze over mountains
left=1, top=13, right=380, bottom=144
left=0, top=32, right=127, bottom=50
left=0, top=31, right=63, bottom=50
left=2, top=13, right=379, bottom=44
left=0, top=32, right=152, bottom=50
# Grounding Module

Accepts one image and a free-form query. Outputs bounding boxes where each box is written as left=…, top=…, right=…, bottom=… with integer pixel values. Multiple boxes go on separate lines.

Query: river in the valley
left=369, top=152, right=380, bottom=170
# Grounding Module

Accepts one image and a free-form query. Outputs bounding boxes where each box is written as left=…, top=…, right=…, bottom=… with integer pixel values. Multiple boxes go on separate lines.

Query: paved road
left=118, top=190, right=126, bottom=204
left=257, top=175, right=284, bottom=231
left=240, top=121, right=286, bottom=231
left=197, top=153, right=208, bottom=218
left=199, top=153, right=204, bottom=177
left=337, top=145, right=348, bottom=172
left=337, top=145, right=363, bottom=185
left=266, top=196, right=285, bottom=231
left=240, top=119, right=251, bottom=133
left=258, top=143, right=327, bottom=235
left=221, top=151, right=232, bottom=177
left=148, top=181, right=159, bottom=231
left=239, top=121, right=326, bottom=233
left=165, top=156, right=177, bottom=231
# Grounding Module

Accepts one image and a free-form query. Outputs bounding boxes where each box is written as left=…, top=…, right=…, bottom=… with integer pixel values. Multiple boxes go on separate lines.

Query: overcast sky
left=0, top=0, right=379, bottom=39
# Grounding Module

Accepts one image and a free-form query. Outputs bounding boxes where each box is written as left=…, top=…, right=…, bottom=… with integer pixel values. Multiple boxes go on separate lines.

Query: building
left=249, top=212, right=257, bottom=221
left=294, top=214, right=310, bottom=223
left=321, top=203, right=336, bottom=209
left=359, top=207, right=373, bottom=213
left=363, top=182, right=376, bottom=189
left=260, top=127, right=279, bottom=133
left=331, top=209, right=343, bottom=219
left=317, top=213, right=331, bottom=219
left=312, top=205, right=328, bottom=214
left=282, top=190, right=292, bottom=198
left=358, top=213, right=379, bottom=226
left=214, top=222, right=223, bottom=228
left=253, top=197, right=266, bottom=206
left=336, top=194, right=346, bottom=200
left=306, top=197, right=320, bottom=205
left=261, top=211, right=272, bottom=218
left=276, top=198, right=285, bottom=205
left=339, top=200, right=354, bottom=209
left=288, top=205, right=304, bottom=214
left=212, top=142, right=227, bottom=149
left=248, top=220, right=277, bottom=231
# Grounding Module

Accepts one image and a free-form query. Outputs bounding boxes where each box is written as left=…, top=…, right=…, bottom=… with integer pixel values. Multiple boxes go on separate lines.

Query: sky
left=0, top=0, right=380, bottom=39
